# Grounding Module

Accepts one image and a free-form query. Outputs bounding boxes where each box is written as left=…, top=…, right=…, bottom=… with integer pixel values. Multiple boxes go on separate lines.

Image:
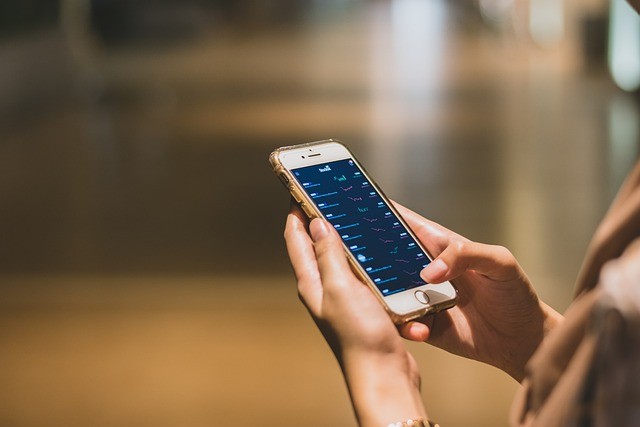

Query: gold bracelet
left=386, top=418, right=439, bottom=427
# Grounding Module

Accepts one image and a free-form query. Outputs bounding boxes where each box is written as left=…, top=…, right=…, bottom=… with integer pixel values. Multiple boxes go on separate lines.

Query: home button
left=414, top=290, right=430, bottom=305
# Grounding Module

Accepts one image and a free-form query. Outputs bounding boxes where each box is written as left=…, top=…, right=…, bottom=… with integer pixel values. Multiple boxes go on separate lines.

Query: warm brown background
left=1, top=1, right=638, bottom=426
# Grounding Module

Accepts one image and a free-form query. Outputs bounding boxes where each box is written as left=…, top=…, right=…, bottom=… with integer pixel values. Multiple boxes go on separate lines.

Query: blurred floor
left=0, top=0, right=639, bottom=426
left=0, top=276, right=517, bottom=427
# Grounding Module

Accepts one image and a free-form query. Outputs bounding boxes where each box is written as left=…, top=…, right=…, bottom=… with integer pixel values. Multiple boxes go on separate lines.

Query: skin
left=394, top=203, right=563, bottom=382
left=285, top=206, right=427, bottom=426
left=284, top=202, right=562, bottom=424
left=282, top=6, right=637, bottom=423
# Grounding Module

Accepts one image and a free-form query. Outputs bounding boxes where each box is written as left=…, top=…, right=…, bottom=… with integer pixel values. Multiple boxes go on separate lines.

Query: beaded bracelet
left=386, top=418, right=440, bottom=427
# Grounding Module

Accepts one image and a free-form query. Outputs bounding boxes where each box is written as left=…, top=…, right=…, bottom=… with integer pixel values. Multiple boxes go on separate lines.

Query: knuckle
left=453, top=240, right=467, bottom=255
left=495, top=244, right=511, bottom=256
left=283, top=222, right=297, bottom=241
left=294, top=270, right=307, bottom=284
left=492, top=245, right=518, bottom=269
left=315, top=238, right=338, bottom=259
left=414, top=219, right=428, bottom=235
left=314, top=240, right=330, bottom=259
left=297, top=288, right=308, bottom=305
left=494, top=244, right=513, bottom=259
left=296, top=279, right=316, bottom=305
left=415, top=220, right=434, bottom=241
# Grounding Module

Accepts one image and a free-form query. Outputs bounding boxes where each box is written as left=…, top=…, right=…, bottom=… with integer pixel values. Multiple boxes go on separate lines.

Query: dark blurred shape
left=90, top=0, right=210, bottom=47
left=0, top=0, right=58, bottom=38
left=90, top=0, right=313, bottom=47
left=581, top=12, right=609, bottom=68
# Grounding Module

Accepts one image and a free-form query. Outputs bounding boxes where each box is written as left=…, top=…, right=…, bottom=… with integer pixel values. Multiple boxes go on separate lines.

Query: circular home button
left=414, top=290, right=430, bottom=305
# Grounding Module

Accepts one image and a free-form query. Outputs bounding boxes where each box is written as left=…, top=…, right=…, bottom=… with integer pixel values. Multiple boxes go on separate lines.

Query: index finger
left=392, top=201, right=467, bottom=257
left=284, top=208, right=322, bottom=314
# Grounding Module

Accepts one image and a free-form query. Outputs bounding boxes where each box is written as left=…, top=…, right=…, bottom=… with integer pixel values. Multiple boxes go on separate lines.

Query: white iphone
left=270, top=139, right=457, bottom=324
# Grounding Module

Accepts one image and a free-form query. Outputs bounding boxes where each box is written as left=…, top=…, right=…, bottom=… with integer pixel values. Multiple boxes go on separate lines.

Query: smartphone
left=270, top=139, right=457, bottom=323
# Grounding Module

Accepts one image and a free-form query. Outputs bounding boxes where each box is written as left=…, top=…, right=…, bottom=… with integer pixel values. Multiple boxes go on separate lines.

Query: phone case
left=269, top=139, right=335, bottom=181
left=269, top=139, right=457, bottom=323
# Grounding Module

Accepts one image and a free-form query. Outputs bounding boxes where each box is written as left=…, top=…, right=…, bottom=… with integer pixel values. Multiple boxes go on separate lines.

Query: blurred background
left=1, top=0, right=639, bottom=426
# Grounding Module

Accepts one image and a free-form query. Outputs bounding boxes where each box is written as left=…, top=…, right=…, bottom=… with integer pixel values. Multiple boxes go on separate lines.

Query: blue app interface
left=292, top=159, right=432, bottom=296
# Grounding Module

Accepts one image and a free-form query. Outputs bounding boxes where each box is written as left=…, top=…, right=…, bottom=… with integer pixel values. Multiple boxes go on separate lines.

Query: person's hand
left=395, top=202, right=563, bottom=382
left=284, top=204, right=427, bottom=426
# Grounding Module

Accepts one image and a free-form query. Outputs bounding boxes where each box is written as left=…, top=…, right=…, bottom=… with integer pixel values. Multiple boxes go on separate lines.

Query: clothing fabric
left=510, top=161, right=640, bottom=426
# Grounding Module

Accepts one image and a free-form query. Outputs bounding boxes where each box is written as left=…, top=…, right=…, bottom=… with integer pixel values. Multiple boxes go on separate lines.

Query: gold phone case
left=270, top=139, right=457, bottom=324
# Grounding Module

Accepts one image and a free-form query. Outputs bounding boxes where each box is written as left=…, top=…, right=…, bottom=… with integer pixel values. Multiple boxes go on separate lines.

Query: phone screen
left=292, top=158, right=432, bottom=296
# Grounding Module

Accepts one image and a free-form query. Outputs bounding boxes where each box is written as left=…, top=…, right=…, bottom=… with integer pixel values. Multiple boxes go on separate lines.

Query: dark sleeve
left=510, top=238, right=640, bottom=427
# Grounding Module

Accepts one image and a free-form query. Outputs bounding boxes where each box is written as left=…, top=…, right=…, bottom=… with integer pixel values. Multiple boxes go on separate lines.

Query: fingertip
left=284, top=211, right=296, bottom=235
left=401, top=321, right=430, bottom=342
left=420, top=258, right=448, bottom=283
left=286, top=208, right=305, bottom=231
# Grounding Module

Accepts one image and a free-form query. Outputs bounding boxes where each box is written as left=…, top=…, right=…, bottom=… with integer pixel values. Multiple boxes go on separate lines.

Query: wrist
left=340, top=350, right=427, bottom=427
left=507, top=301, right=564, bottom=382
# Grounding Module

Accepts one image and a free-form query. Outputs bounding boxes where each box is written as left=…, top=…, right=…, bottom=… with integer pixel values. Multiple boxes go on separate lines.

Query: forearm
left=340, top=350, right=427, bottom=427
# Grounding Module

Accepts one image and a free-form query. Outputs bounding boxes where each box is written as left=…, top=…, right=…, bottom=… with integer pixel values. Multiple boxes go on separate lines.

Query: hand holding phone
left=276, top=139, right=563, bottom=385
left=271, top=139, right=457, bottom=323
left=284, top=206, right=429, bottom=425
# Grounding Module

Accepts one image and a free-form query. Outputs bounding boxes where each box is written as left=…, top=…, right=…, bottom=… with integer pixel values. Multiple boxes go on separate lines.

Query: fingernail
left=310, top=219, right=329, bottom=242
left=421, top=258, right=448, bottom=282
